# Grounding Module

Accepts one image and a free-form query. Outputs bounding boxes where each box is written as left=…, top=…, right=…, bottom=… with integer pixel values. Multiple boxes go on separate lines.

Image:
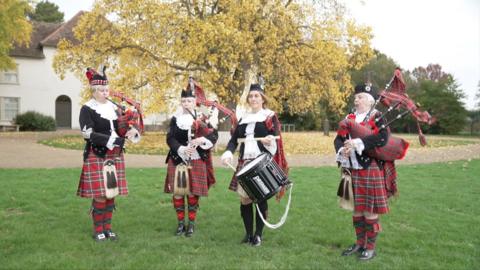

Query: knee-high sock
left=365, top=218, right=381, bottom=250
left=353, top=216, right=366, bottom=247
left=187, top=195, right=199, bottom=223
left=104, top=198, right=115, bottom=231
left=255, top=201, right=268, bottom=237
left=173, top=196, right=185, bottom=222
left=91, top=200, right=106, bottom=234
left=240, top=203, right=254, bottom=236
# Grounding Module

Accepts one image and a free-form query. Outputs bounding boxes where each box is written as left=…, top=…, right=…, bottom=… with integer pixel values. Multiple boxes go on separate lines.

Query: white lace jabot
left=85, top=99, right=118, bottom=121
left=239, top=109, right=274, bottom=125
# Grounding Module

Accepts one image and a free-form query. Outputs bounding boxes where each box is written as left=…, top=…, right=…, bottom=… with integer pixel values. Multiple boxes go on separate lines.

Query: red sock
left=173, top=197, right=185, bottom=222
left=365, top=218, right=381, bottom=250
left=104, top=198, right=115, bottom=231
left=92, top=200, right=106, bottom=233
left=353, top=216, right=366, bottom=247
left=187, top=195, right=199, bottom=222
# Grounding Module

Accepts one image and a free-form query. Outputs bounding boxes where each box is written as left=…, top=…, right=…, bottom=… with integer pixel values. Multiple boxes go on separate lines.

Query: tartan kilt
left=228, top=160, right=246, bottom=192
left=77, top=148, right=128, bottom=198
left=164, top=158, right=209, bottom=197
left=384, top=161, right=398, bottom=197
left=351, top=159, right=389, bottom=214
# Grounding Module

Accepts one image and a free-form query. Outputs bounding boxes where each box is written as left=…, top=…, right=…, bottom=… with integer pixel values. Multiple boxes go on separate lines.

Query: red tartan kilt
left=339, top=119, right=409, bottom=161
left=228, top=160, right=245, bottom=192
left=77, top=147, right=128, bottom=198
left=351, top=160, right=389, bottom=214
left=164, top=159, right=209, bottom=197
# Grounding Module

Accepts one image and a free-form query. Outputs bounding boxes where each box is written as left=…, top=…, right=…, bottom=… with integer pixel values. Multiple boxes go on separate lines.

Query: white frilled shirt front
left=174, top=109, right=213, bottom=162
left=239, top=109, right=277, bottom=160
left=84, top=99, right=120, bottom=150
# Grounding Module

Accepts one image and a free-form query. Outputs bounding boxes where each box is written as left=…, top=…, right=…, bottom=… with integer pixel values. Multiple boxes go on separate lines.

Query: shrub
left=14, top=111, right=56, bottom=131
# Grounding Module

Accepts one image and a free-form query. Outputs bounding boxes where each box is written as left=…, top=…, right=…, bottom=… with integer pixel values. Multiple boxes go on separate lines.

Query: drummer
left=221, top=83, right=288, bottom=246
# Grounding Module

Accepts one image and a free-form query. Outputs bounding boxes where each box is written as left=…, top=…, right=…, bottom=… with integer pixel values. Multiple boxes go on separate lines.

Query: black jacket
left=79, top=103, right=124, bottom=160
left=226, top=114, right=279, bottom=160
left=165, top=116, right=218, bottom=165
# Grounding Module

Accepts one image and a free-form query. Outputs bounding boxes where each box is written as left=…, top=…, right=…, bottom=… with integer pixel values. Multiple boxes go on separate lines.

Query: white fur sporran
left=337, top=168, right=354, bottom=211
left=103, top=159, right=119, bottom=199
left=174, top=164, right=190, bottom=196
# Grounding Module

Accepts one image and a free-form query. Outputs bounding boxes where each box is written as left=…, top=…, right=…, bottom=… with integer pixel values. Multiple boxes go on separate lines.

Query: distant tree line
left=281, top=51, right=474, bottom=136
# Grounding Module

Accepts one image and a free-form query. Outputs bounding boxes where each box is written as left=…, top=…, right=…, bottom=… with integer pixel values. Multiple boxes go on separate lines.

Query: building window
left=0, top=97, right=20, bottom=121
left=0, top=67, right=19, bottom=84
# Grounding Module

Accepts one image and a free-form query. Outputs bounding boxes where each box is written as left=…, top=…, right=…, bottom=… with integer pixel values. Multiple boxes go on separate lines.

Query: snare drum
left=236, top=153, right=289, bottom=202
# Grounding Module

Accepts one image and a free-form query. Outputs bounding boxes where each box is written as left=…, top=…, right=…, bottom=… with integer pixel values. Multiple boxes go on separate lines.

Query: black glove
left=113, top=137, right=125, bottom=149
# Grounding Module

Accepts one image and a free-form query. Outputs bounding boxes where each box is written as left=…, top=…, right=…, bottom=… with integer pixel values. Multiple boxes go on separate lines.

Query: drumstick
left=237, top=136, right=280, bottom=143
left=224, top=161, right=237, bottom=171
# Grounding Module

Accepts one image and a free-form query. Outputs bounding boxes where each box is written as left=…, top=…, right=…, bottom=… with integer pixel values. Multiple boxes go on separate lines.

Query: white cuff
left=106, top=134, right=117, bottom=150
left=81, top=126, right=92, bottom=139
left=177, top=146, right=188, bottom=162
left=352, top=138, right=365, bottom=155
left=198, top=137, right=214, bottom=150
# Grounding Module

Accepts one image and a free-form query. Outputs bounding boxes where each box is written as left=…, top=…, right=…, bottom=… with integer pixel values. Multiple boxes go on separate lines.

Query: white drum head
left=236, top=154, right=267, bottom=176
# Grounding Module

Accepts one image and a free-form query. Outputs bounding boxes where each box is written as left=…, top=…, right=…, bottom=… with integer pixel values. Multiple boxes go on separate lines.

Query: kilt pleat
left=228, top=160, right=245, bottom=192
left=164, top=159, right=209, bottom=197
left=351, top=159, right=389, bottom=214
left=77, top=148, right=128, bottom=198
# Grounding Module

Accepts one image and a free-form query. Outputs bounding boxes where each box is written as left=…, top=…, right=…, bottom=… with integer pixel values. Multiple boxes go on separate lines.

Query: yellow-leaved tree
left=0, top=0, right=32, bottom=70
left=53, top=0, right=372, bottom=115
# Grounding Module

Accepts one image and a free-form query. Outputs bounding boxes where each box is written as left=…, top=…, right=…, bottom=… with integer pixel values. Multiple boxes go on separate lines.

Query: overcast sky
left=49, top=0, right=479, bottom=109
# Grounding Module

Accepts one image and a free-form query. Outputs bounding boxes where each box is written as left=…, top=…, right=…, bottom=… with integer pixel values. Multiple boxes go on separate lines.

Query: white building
left=0, top=12, right=87, bottom=129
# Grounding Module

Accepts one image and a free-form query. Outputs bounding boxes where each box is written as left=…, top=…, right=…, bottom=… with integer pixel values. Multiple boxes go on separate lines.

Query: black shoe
left=104, top=230, right=118, bottom=241
left=251, top=235, right=262, bottom=247
left=176, top=222, right=185, bottom=236
left=358, top=249, right=376, bottom=261
left=241, top=235, right=253, bottom=244
left=341, top=244, right=364, bottom=256
left=93, top=232, right=106, bottom=242
left=185, top=223, right=195, bottom=237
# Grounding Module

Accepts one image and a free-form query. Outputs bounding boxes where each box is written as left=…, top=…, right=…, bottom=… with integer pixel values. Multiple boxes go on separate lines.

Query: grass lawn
left=1, top=160, right=479, bottom=269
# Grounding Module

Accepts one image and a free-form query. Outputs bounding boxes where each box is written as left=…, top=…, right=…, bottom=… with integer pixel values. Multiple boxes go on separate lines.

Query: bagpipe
left=185, top=77, right=238, bottom=138
left=337, top=68, right=436, bottom=161
left=107, top=91, right=144, bottom=143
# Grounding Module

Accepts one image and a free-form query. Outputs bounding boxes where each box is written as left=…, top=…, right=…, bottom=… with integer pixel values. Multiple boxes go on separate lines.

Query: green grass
left=1, top=160, right=479, bottom=269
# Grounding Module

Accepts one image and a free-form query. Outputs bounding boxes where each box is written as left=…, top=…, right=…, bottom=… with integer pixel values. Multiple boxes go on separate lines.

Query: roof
left=9, top=11, right=84, bottom=59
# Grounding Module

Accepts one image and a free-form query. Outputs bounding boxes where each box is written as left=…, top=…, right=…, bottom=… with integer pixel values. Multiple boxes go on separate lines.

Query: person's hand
left=190, top=137, right=206, bottom=148
left=342, top=146, right=352, bottom=158
left=221, top=151, right=233, bottom=166
left=185, top=145, right=196, bottom=156
left=344, top=139, right=353, bottom=149
left=125, top=128, right=138, bottom=140
left=260, top=135, right=275, bottom=146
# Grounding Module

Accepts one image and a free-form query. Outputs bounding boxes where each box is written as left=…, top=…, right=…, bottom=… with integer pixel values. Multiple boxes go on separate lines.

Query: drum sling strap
left=254, top=183, right=293, bottom=229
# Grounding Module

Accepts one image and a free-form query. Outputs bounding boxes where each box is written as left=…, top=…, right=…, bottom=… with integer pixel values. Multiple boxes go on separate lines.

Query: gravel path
left=1, top=131, right=479, bottom=169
